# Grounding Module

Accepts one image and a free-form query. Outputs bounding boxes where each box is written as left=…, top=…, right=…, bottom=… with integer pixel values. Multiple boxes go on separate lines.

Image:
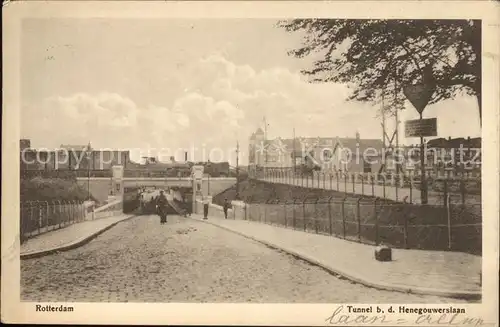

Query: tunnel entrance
left=123, top=186, right=141, bottom=214
left=123, top=185, right=194, bottom=215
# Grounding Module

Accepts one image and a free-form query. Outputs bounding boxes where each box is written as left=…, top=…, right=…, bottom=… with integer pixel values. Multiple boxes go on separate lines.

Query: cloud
left=21, top=53, right=480, bottom=165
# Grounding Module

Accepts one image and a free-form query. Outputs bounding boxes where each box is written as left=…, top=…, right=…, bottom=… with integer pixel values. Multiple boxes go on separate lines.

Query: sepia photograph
left=2, top=1, right=499, bottom=325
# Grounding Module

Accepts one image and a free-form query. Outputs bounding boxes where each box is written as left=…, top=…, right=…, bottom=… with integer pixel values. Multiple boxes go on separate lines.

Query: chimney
left=355, top=131, right=360, bottom=143
left=185, top=152, right=188, bottom=162
left=170, top=156, right=175, bottom=163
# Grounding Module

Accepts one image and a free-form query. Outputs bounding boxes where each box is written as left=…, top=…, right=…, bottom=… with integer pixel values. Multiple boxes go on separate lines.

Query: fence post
left=344, top=173, right=347, bottom=195
left=57, top=200, right=62, bottom=229
left=67, top=200, right=71, bottom=224
left=302, top=198, right=307, bottom=232
left=68, top=200, right=72, bottom=224
left=352, top=174, right=355, bottom=193
left=244, top=203, right=247, bottom=220
left=342, top=197, right=347, bottom=239
left=61, top=200, right=66, bottom=226
left=361, top=174, right=365, bottom=196
left=395, top=173, right=399, bottom=202
left=323, top=172, right=326, bottom=189
left=409, top=174, right=413, bottom=204
left=403, top=196, right=409, bottom=249
left=382, top=174, right=386, bottom=199
left=460, top=178, right=466, bottom=206
left=314, top=198, right=319, bottom=234
left=373, top=197, right=380, bottom=245
left=356, top=198, right=362, bottom=242
left=443, top=179, right=449, bottom=208
left=80, top=201, right=85, bottom=221
left=447, top=194, right=452, bottom=250
left=328, top=196, right=333, bottom=236
left=20, top=203, right=26, bottom=242
left=293, top=198, right=297, bottom=230
left=371, top=174, right=375, bottom=197
left=283, top=199, right=287, bottom=228
left=330, top=174, right=333, bottom=190
left=36, top=201, right=41, bottom=235
left=44, top=201, right=49, bottom=232
left=264, top=200, right=267, bottom=224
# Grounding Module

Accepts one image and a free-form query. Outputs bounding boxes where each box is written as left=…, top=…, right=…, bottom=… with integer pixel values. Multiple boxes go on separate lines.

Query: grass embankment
left=21, top=177, right=97, bottom=203
left=214, top=179, right=481, bottom=255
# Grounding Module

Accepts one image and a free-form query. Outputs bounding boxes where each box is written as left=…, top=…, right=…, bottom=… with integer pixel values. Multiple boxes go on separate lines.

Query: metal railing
left=20, top=200, right=86, bottom=243
left=252, top=170, right=481, bottom=206
left=20, top=199, right=125, bottom=243
left=240, top=196, right=481, bottom=255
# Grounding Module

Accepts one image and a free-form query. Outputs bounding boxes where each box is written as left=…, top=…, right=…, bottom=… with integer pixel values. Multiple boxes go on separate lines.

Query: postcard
left=2, top=1, right=499, bottom=325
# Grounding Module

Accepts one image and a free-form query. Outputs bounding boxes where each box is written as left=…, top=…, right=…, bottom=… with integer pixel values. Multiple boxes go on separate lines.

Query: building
left=426, top=137, right=481, bottom=170
left=248, top=129, right=385, bottom=173
left=20, top=140, right=131, bottom=171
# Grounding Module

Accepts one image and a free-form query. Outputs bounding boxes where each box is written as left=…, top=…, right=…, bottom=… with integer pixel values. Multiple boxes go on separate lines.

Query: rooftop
left=426, top=137, right=481, bottom=148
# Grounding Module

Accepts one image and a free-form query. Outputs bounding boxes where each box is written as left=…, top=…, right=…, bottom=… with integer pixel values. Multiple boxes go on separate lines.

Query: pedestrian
left=203, top=196, right=209, bottom=219
left=223, top=198, right=230, bottom=219
left=181, top=193, right=189, bottom=217
left=156, top=190, right=168, bottom=224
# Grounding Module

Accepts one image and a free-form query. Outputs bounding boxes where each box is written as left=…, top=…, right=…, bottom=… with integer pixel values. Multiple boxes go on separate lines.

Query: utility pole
left=86, top=141, right=92, bottom=200
left=394, top=69, right=401, bottom=175
left=264, top=116, right=268, bottom=165
left=235, top=140, right=240, bottom=200
left=381, top=93, right=386, bottom=149
left=293, top=127, right=296, bottom=176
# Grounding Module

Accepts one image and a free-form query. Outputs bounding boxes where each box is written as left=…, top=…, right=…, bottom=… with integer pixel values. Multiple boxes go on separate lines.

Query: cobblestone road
left=21, top=215, right=470, bottom=303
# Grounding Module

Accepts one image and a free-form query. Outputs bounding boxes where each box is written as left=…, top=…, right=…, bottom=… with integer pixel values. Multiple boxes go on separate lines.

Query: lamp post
left=207, top=159, right=211, bottom=195
left=235, top=140, right=240, bottom=200
left=86, top=142, right=92, bottom=201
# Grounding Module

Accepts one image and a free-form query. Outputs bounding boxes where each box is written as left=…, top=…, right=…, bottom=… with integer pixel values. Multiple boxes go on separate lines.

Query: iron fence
left=20, top=200, right=87, bottom=243
left=241, top=196, right=481, bottom=255
left=252, top=170, right=481, bottom=207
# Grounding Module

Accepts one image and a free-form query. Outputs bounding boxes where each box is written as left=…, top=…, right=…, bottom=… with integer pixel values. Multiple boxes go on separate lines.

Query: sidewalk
left=191, top=214, right=481, bottom=300
left=21, top=214, right=136, bottom=259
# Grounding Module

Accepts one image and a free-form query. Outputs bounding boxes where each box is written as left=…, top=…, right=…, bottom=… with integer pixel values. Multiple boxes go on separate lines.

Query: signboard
left=192, top=165, right=204, bottom=180
left=403, top=83, right=435, bottom=114
left=405, top=118, right=438, bottom=138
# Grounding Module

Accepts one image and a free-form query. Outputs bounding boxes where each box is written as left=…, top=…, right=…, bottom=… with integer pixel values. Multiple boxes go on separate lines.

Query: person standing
left=203, top=196, right=210, bottom=219
left=156, top=190, right=168, bottom=224
left=223, top=198, right=230, bottom=219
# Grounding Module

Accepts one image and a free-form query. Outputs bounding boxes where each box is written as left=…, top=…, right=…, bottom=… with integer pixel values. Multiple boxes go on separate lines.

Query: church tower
left=254, top=127, right=265, bottom=166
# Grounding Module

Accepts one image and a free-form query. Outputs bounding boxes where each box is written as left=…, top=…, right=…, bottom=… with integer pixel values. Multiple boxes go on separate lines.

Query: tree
left=279, top=19, right=481, bottom=123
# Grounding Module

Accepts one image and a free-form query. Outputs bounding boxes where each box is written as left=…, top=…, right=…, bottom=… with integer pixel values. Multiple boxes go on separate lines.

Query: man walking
left=223, top=198, right=230, bottom=219
left=156, top=190, right=168, bottom=224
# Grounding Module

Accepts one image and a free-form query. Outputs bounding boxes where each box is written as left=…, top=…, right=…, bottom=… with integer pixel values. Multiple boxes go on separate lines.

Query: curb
left=191, top=217, right=481, bottom=301
left=21, top=215, right=138, bottom=260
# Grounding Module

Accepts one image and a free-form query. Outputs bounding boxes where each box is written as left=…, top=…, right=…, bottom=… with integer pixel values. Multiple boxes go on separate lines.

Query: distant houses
left=20, top=139, right=131, bottom=171
left=248, top=129, right=384, bottom=173
left=248, top=128, right=482, bottom=174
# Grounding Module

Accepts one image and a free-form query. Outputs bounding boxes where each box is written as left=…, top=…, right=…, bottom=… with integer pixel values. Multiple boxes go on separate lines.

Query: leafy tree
left=279, top=19, right=481, bottom=123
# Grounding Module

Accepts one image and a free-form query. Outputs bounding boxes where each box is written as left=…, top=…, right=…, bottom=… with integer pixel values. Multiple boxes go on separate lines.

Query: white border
left=2, top=1, right=499, bottom=325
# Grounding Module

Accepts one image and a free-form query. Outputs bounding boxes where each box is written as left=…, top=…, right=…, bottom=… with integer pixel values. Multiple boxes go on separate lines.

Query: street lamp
left=85, top=142, right=92, bottom=201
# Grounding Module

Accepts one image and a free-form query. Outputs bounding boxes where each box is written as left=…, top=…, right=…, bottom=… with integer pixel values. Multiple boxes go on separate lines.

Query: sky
left=21, top=18, right=482, bottom=165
